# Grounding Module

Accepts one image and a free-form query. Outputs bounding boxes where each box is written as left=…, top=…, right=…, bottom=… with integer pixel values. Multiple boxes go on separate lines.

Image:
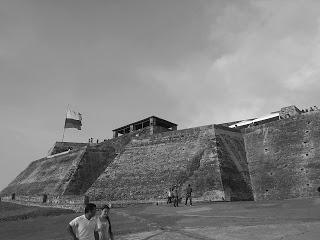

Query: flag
left=64, top=109, right=82, bottom=130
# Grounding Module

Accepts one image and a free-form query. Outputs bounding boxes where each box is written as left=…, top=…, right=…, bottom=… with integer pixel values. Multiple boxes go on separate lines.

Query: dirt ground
left=1, top=198, right=320, bottom=240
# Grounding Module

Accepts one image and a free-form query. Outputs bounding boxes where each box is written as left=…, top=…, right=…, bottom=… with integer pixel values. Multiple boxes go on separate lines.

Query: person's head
left=188, top=184, right=191, bottom=187
left=100, top=204, right=110, bottom=218
left=84, top=203, right=96, bottom=218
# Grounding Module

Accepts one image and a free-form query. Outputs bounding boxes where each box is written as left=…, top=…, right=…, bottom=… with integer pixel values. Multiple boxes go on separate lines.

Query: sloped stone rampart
left=49, top=142, right=88, bottom=155
left=244, top=111, right=320, bottom=200
left=61, top=145, right=117, bottom=195
left=215, top=126, right=253, bottom=201
left=0, top=148, right=87, bottom=196
left=1, top=133, right=136, bottom=197
left=86, top=125, right=229, bottom=201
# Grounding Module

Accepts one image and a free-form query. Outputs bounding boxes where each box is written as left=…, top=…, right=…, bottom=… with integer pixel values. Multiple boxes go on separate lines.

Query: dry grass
left=0, top=202, right=74, bottom=222
left=0, top=202, right=155, bottom=240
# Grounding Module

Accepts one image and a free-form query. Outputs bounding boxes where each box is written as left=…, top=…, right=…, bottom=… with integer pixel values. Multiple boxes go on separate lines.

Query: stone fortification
left=3, top=106, right=320, bottom=204
left=0, top=138, right=130, bottom=197
left=86, top=125, right=252, bottom=202
left=215, top=126, right=253, bottom=201
left=86, top=125, right=219, bottom=201
left=49, top=142, right=88, bottom=155
left=0, top=127, right=152, bottom=197
left=1, top=147, right=88, bottom=196
left=244, top=110, right=320, bottom=200
left=61, top=144, right=116, bottom=195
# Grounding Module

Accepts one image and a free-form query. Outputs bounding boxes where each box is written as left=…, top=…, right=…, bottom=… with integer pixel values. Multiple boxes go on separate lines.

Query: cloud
left=138, top=0, right=320, bottom=127
left=284, top=23, right=320, bottom=90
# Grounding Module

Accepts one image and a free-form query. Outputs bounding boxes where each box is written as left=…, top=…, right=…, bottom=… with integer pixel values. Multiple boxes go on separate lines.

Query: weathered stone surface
left=244, top=111, right=320, bottom=200
left=1, top=146, right=115, bottom=197
left=5, top=106, right=320, bottom=203
left=1, top=131, right=139, bottom=197
left=216, top=126, right=253, bottom=201
left=1, top=148, right=87, bottom=196
left=279, top=105, right=302, bottom=119
left=87, top=125, right=218, bottom=201
left=49, top=142, right=88, bottom=155
left=86, top=125, right=252, bottom=202
left=62, top=145, right=117, bottom=195
left=0, top=127, right=154, bottom=198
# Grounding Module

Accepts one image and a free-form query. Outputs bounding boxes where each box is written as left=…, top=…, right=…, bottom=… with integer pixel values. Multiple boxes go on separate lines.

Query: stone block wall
left=86, top=125, right=226, bottom=201
left=7, top=107, right=320, bottom=204
left=0, top=148, right=87, bottom=196
left=215, top=126, right=253, bottom=201
left=62, top=145, right=117, bottom=195
left=1, top=130, right=137, bottom=198
left=279, top=105, right=301, bottom=119
left=49, top=142, right=88, bottom=155
left=244, top=111, right=320, bottom=200
left=102, top=133, right=133, bottom=153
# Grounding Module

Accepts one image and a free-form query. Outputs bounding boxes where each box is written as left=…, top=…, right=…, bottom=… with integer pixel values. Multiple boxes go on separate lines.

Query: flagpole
left=62, top=128, right=66, bottom=142
left=62, top=104, right=70, bottom=142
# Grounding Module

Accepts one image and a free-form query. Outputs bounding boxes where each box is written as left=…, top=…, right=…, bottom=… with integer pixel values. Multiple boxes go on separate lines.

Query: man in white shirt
left=68, top=203, right=99, bottom=240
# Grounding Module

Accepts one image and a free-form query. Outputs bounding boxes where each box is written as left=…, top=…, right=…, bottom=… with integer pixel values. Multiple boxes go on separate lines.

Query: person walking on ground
left=96, top=205, right=114, bottom=240
left=167, top=188, right=172, bottom=204
left=185, top=184, right=193, bottom=206
left=68, top=203, right=99, bottom=240
left=173, top=186, right=179, bottom=207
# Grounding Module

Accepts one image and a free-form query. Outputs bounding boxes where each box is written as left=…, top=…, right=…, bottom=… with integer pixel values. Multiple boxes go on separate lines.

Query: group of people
left=88, top=138, right=99, bottom=144
left=68, top=203, right=114, bottom=240
left=167, top=184, right=193, bottom=207
left=68, top=185, right=194, bottom=239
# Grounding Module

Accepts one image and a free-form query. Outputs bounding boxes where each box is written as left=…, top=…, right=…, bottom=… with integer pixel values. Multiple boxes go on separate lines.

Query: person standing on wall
left=185, top=184, right=193, bottom=206
left=68, top=203, right=99, bottom=240
left=96, top=205, right=114, bottom=240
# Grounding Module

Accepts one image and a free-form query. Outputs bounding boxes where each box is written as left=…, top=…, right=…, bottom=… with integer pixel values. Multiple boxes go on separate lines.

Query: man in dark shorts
left=173, top=186, right=179, bottom=207
left=185, top=184, right=192, bottom=206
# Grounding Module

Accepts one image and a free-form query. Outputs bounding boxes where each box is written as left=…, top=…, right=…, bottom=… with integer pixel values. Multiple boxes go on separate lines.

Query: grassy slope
left=0, top=202, right=74, bottom=222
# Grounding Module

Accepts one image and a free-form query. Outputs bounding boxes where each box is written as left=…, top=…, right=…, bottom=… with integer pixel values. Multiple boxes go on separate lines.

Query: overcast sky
left=1, top=0, right=320, bottom=190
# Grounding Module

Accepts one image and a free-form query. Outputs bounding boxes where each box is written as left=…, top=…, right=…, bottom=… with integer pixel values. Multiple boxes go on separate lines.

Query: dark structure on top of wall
left=112, top=116, right=177, bottom=138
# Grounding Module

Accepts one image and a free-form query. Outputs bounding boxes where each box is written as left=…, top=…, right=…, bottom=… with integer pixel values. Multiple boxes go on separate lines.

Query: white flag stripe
left=66, top=109, right=82, bottom=121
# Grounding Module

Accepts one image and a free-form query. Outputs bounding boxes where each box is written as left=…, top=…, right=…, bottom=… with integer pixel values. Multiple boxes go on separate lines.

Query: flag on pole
left=64, top=109, right=82, bottom=130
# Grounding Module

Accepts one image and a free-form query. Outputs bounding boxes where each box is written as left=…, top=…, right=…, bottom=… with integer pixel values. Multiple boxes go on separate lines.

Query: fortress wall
left=61, top=145, right=117, bottom=195
left=1, top=131, right=136, bottom=197
left=215, top=126, right=253, bottom=201
left=102, top=133, right=134, bottom=153
left=62, top=130, right=145, bottom=194
left=244, top=111, right=320, bottom=200
left=86, top=125, right=225, bottom=201
left=0, top=144, right=119, bottom=197
left=49, top=142, right=88, bottom=155
left=0, top=148, right=87, bottom=196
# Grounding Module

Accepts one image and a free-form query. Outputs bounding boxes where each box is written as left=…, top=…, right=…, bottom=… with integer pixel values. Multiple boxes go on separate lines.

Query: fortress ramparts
left=2, top=105, right=320, bottom=205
